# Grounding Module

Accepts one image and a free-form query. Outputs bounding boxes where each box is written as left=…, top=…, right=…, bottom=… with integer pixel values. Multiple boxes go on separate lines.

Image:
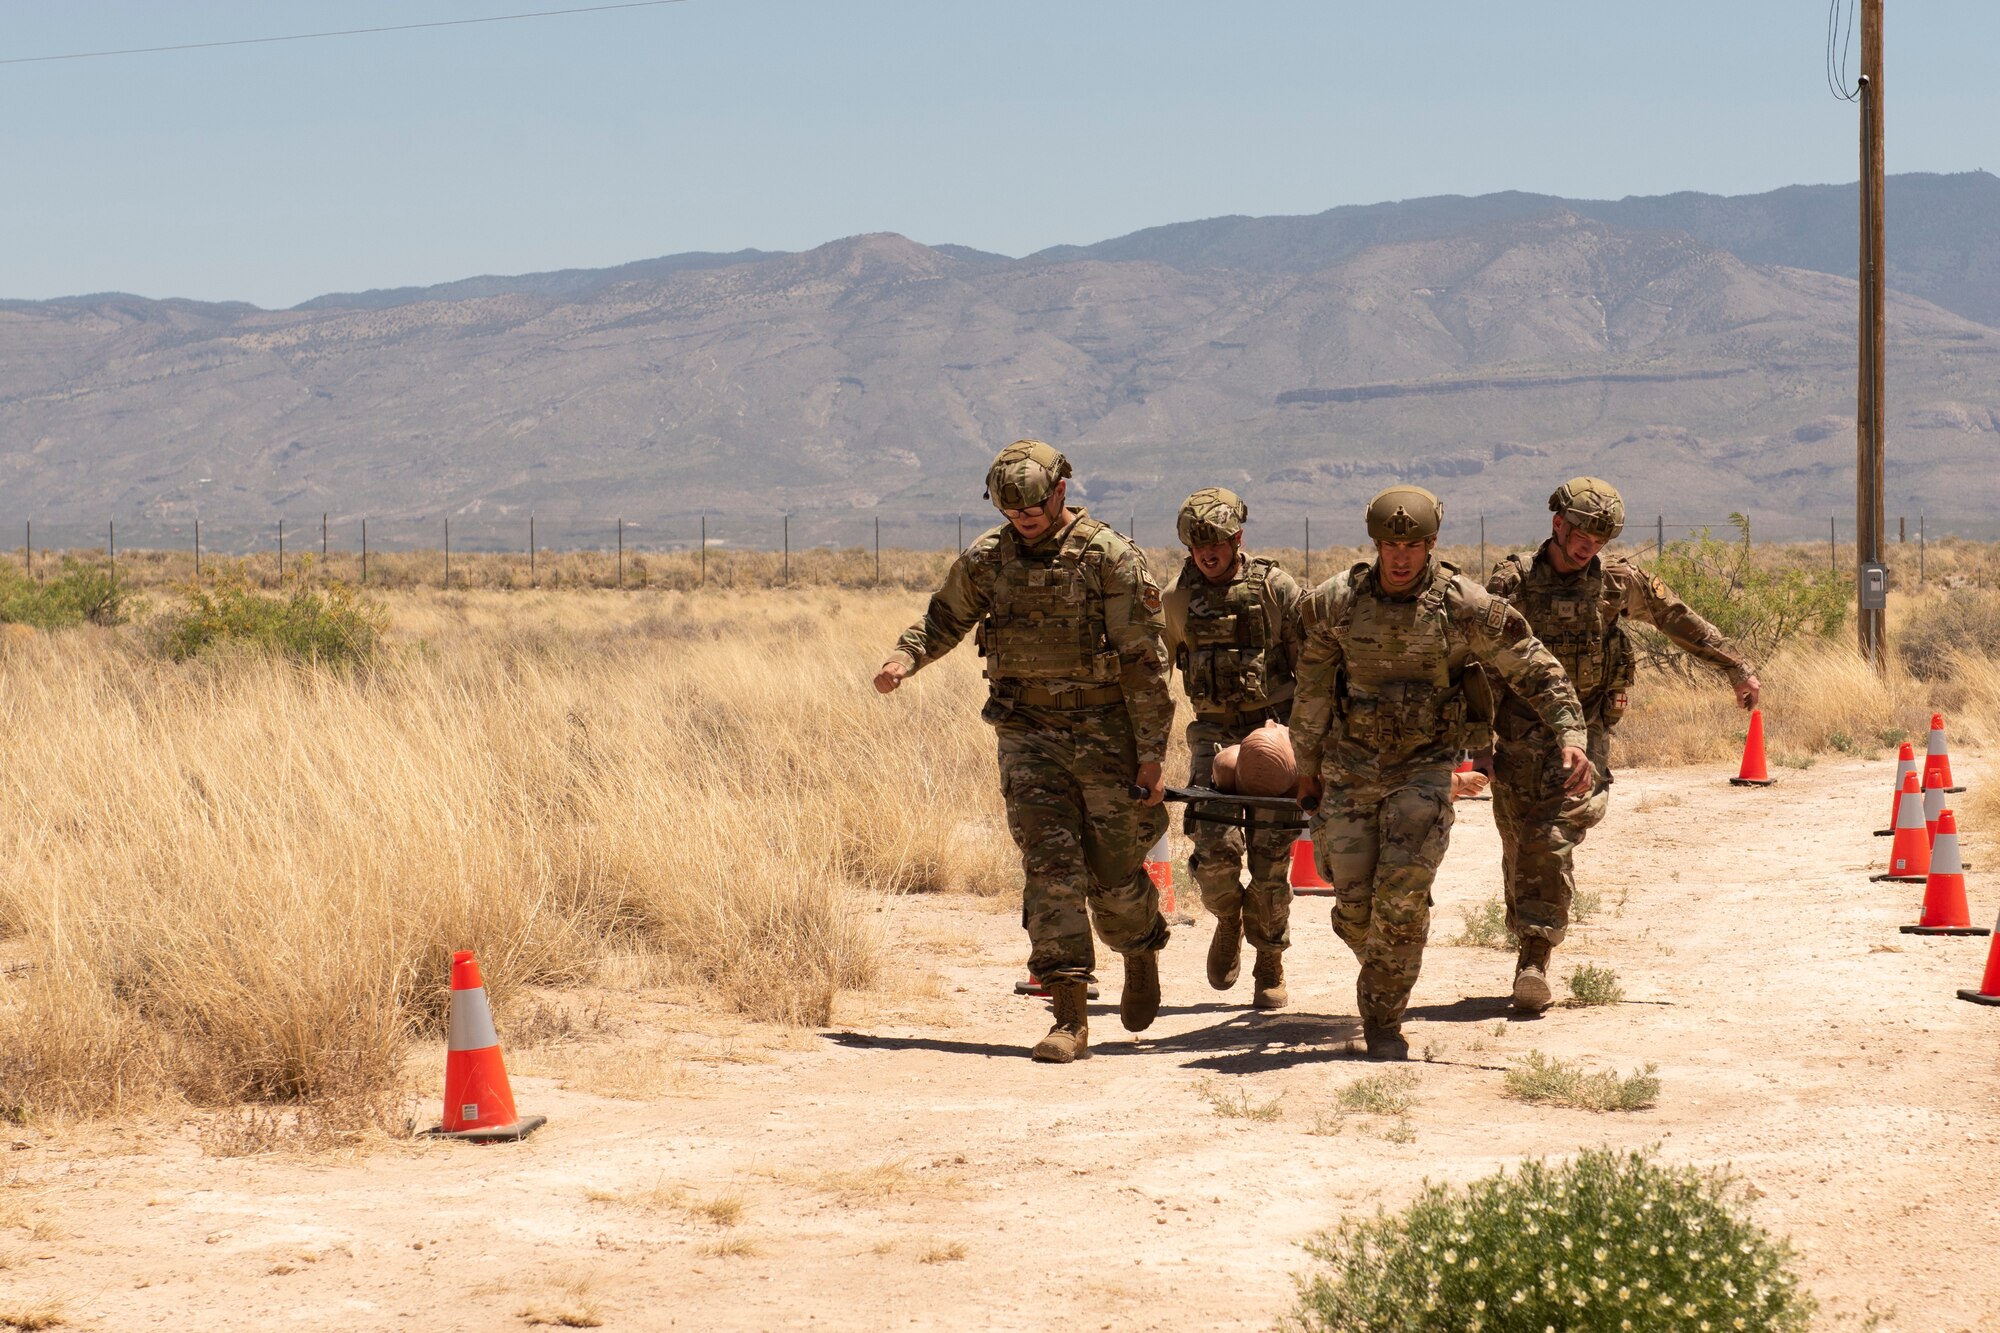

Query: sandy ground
left=4, top=755, right=1999, bottom=1332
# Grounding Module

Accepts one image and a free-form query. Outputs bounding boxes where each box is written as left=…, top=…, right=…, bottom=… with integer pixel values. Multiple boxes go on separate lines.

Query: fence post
left=1656, top=514, right=1664, bottom=559
left=278, top=518, right=284, bottom=586
left=530, top=515, right=536, bottom=588
left=874, top=516, right=880, bottom=584
left=195, top=518, right=201, bottom=582
left=1479, top=514, right=1486, bottom=575
left=783, top=513, right=790, bottom=587
left=109, top=519, right=116, bottom=596
left=1919, top=513, right=1925, bottom=585
left=23, top=520, right=29, bottom=579
left=957, top=513, right=963, bottom=551
left=444, top=518, right=451, bottom=590
left=1303, top=516, right=1310, bottom=583
left=1899, top=515, right=1906, bottom=543
left=361, top=518, right=368, bottom=585
left=700, top=513, right=706, bottom=588
left=617, top=517, right=624, bottom=590
left=1830, top=515, right=1836, bottom=574
left=321, top=512, right=328, bottom=568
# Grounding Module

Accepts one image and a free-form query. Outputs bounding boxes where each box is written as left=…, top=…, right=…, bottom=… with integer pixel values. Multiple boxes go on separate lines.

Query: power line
left=0, top=1, right=691, bottom=67
left=1825, top=0, right=1860, bottom=102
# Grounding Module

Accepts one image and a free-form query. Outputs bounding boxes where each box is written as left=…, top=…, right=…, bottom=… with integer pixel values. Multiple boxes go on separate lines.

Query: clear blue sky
left=4, top=1, right=1995, bottom=308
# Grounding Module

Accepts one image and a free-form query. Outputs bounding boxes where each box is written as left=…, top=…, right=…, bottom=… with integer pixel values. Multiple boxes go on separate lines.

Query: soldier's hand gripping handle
left=1294, top=773, right=1323, bottom=813
left=1134, top=761, right=1165, bottom=807
left=1733, top=672, right=1762, bottom=711
left=872, top=658, right=909, bottom=694
left=1560, top=745, right=1596, bottom=796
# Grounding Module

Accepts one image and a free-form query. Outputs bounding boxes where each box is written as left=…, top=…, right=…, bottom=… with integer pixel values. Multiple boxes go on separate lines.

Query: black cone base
left=1869, top=873, right=1928, bottom=883
left=1873, top=829, right=1893, bottom=837
left=1958, top=989, right=2000, bottom=1006
left=1729, top=777, right=1778, bottom=787
left=424, top=1114, right=547, bottom=1143
left=1900, top=924, right=1992, bottom=936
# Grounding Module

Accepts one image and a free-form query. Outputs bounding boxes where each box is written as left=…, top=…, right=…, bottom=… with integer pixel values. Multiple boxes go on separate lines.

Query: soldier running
left=1291, top=486, right=1590, bottom=1060
left=874, top=441, right=1173, bottom=1063
left=1162, top=488, right=1307, bottom=1010
left=1485, top=478, right=1760, bottom=1011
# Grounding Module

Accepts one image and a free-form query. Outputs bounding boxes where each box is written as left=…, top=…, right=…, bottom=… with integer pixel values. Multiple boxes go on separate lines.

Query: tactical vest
left=1498, top=552, right=1635, bottom=701
left=1325, top=560, right=1484, bottom=759
left=1176, top=557, right=1291, bottom=717
left=974, top=517, right=1122, bottom=687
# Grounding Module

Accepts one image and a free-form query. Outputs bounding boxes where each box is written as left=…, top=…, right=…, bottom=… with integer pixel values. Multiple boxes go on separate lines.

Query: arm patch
left=1485, top=598, right=1509, bottom=631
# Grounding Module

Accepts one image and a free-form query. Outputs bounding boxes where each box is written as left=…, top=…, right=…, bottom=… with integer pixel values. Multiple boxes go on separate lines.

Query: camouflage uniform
left=1292, top=558, right=1585, bottom=1034
left=888, top=511, right=1173, bottom=986
left=1166, top=554, right=1306, bottom=951
left=1486, top=543, right=1754, bottom=943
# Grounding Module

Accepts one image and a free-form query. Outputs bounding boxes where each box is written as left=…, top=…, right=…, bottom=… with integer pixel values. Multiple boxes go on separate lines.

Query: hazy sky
left=4, top=1, right=1996, bottom=308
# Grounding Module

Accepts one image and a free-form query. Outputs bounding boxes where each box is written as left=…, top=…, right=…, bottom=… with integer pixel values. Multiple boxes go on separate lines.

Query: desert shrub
left=1636, top=516, right=1846, bottom=675
left=1287, top=1146, right=1816, bottom=1332
left=1504, top=1050, right=1658, bottom=1112
left=159, top=575, right=386, bottom=665
left=0, top=557, right=127, bottom=628
left=1450, top=898, right=1514, bottom=950
left=1567, top=964, right=1625, bottom=1006
left=1898, top=588, right=2000, bottom=682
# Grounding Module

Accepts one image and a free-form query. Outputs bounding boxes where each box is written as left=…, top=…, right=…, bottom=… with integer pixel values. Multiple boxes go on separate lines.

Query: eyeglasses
left=1000, top=497, right=1059, bottom=520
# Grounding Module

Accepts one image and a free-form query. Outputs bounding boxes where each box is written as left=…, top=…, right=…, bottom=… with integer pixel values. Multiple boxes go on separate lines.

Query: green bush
left=159, top=576, right=386, bottom=666
left=1636, top=516, right=1846, bottom=675
left=0, top=558, right=128, bottom=628
left=1504, top=1050, right=1658, bottom=1112
left=1288, top=1147, right=1816, bottom=1332
left=1567, top=965, right=1625, bottom=1007
left=1451, top=898, right=1515, bottom=950
left=1898, top=588, right=2000, bottom=682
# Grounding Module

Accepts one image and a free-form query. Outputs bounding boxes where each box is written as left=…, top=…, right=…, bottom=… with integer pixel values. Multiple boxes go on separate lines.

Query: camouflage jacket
left=1486, top=543, right=1754, bottom=716
left=1164, top=555, right=1306, bottom=723
left=1292, top=558, right=1586, bottom=780
left=888, top=509, right=1174, bottom=764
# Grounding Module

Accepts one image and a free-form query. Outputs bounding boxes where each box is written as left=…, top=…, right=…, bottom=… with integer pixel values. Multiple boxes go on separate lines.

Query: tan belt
left=1016, top=682, right=1124, bottom=709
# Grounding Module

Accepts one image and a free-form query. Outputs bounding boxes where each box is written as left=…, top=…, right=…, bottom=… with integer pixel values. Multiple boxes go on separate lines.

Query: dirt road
left=4, top=756, right=1997, bottom=1331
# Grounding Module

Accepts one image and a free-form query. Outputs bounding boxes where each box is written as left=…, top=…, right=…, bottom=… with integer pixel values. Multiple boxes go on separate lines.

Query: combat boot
left=1512, top=937, right=1554, bottom=1013
left=1120, top=948, right=1162, bottom=1032
left=1251, top=949, right=1287, bottom=1010
left=1206, top=907, right=1243, bottom=990
left=1362, top=1021, right=1408, bottom=1062
left=1031, top=980, right=1090, bottom=1063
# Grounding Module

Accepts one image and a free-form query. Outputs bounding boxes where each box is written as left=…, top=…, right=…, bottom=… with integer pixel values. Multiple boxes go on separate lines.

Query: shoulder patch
left=1485, top=599, right=1509, bottom=631
left=1648, top=574, right=1669, bottom=599
left=1141, top=579, right=1163, bottom=613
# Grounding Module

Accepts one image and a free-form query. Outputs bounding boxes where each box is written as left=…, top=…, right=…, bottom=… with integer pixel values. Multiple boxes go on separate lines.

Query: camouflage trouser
left=996, top=709, right=1170, bottom=986
left=1187, top=721, right=1293, bottom=951
left=1491, top=720, right=1613, bottom=946
left=1312, top=766, right=1456, bottom=1030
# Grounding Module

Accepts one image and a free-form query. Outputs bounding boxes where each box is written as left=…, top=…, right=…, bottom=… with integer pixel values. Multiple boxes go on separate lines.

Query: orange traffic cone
left=1729, top=708, right=1776, bottom=786
left=1923, top=713, right=1965, bottom=794
left=1871, top=772, right=1931, bottom=884
left=1290, top=833, right=1333, bottom=897
left=1957, top=911, right=2000, bottom=1005
left=425, top=950, right=545, bottom=1143
left=1924, top=770, right=1949, bottom=844
left=1143, top=830, right=1176, bottom=915
left=1901, top=810, right=1989, bottom=937
left=1875, top=741, right=1917, bottom=836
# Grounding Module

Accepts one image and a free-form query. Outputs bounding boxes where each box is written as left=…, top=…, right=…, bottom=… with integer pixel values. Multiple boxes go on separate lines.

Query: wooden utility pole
left=1855, top=0, right=1887, bottom=667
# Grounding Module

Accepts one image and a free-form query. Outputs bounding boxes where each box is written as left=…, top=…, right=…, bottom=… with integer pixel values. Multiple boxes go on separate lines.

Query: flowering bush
left=1288, top=1147, right=1815, bottom=1332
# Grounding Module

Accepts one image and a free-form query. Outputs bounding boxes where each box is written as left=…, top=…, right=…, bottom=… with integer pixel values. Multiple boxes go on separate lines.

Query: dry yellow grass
left=0, top=589, right=1010, bottom=1121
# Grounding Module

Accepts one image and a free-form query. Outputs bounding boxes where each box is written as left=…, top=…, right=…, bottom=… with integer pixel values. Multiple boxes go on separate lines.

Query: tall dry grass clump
left=0, top=589, right=1008, bottom=1121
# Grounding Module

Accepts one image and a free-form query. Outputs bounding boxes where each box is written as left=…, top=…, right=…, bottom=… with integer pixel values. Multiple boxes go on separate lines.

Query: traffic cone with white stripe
left=1144, top=830, right=1176, bottom=915
left=1901, top=810, right=1989, bottom=937
left=1924, top=769, right=1949, bottom=845
left=425, top=951, right=545, bottom=1142
left=1871, top=772, right=1931, bottom=884
left=1957, top=911, right=2000, bottom=1005
left=1923, top=713, right=1965, bottom=795
left=1290, top=832, right=1333, bottom=898
left=1875, top=741, right=1917, bottom=837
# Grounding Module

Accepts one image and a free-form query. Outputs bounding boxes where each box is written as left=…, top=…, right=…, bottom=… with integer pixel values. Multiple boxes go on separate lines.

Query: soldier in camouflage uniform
left=1485, top=478, right=1760, bottom=1011
left=1163, top=488, right=1306, bottom=1010
left=874, top=440, right=1173, bottom=1063
left=1291, top=486, right=1591, bottom=1060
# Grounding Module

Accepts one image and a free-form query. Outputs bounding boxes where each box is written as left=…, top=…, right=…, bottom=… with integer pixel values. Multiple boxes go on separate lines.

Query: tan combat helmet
left=984, top=440, right=1072, bottom=511
left=1365, top=485, right=1443, bottom=542
left=1550, top=477, right=1625, bottom=540
left=1176, top=487, right=1248, bottom=546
